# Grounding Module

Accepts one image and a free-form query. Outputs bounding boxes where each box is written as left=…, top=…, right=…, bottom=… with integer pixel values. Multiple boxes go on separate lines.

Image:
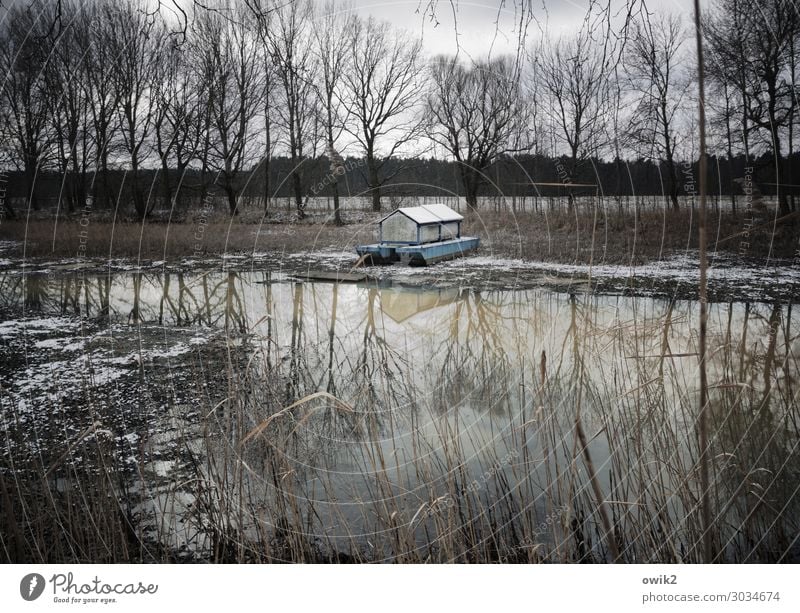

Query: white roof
left=382, top=203, right=463, bottom=225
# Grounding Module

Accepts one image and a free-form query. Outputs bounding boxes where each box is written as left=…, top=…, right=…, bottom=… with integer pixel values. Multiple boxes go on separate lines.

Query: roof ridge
left=418, top=203, right=444, bottom=221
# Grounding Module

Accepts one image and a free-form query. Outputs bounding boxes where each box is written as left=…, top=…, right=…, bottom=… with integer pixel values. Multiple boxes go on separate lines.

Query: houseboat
left=356, top=203, right=479, bottom=265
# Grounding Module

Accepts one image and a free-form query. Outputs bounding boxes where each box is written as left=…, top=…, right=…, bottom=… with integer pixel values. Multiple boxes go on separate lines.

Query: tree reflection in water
left=1, top=269, right=797, bottom=562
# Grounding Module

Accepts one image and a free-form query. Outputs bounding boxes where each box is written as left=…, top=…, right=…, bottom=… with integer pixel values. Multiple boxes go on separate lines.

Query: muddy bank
left=1, top=246, right=797, bottom=303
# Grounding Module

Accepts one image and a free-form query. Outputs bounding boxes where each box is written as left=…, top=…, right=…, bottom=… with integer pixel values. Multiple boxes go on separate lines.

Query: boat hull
left=356, top=237, right=479, bottom=266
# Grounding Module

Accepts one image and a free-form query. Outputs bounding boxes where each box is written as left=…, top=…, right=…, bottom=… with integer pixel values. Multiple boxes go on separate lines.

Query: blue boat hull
left=356, top=237, right=479, bottom=266
left=355, top=243, right=400, bottom=264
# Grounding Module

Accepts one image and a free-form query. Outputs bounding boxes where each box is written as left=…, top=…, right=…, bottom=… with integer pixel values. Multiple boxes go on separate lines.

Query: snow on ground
left=0, top=248, right=796, bottom=301
left=0, top=240, right=21, bottom=254
left=149, top=342, right=193, bottom=359
left=0, top=316, right=83, bottom=339
left=1, top=317, right=219, bottom=417
left=33, top=337, right=85, bottom=351
left=1, top=316, right=222, bottom=477
left=439, top=252, right=800, bottom=283
left=285, top=249, right=358, bottom=264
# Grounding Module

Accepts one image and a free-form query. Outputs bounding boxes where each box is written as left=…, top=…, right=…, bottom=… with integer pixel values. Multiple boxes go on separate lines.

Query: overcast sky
left=345, top=0, right=588, bottom=58
left=0, top=0, right=695, bottom=59
left=343, top=0, right=689, bottom=59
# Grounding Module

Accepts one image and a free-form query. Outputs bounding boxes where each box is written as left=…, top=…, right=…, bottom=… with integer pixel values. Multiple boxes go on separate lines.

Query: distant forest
left=4, top=0, right=800, bottom=220
left=4, top=152, right=800, bottom=216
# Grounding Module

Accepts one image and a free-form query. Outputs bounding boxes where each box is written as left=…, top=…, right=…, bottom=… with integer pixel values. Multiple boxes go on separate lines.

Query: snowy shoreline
left=0, top=248, right=797, bottom=302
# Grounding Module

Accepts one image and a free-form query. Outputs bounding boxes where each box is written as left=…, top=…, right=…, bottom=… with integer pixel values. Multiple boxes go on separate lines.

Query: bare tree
left=109, top=1, right=165, bottom=219
left=536, top=29, right=613, bottom=206
left=706, top=73, right=744, bottom=213
left=705, top=0, right=755, bottom=174
left=247, top=0, right=282, bottom=215
left=312, top=1, right=353, bottom=225
left=624, top=13, right=688, bottom=211
left=426, top=55, right=528, bottom=209
left=707, top=0, right=800, bottom=216
left=260, top=65, right=278, bottom=214
left=79, top=0, right=123, bottom=209
left=342, top=16, right=426, bottom=212
left=45, top=0, right=95, bottom=214
left=266, top=0, right=319, bottom=219
left=194, top=5, right=265, bottom=216
left=153, top=36, right=204, bottom=211
left=0, top=1, right=55, bottom=212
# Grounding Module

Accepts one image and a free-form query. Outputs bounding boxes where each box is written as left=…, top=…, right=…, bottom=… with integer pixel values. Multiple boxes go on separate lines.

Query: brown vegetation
left=1, top=207, right=794, bottom=264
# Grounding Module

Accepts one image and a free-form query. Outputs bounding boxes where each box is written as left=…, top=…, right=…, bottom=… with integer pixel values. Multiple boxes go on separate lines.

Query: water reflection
left=1, top=268, right=798, bottom=561
left=4, top=270, right=796, bottom=430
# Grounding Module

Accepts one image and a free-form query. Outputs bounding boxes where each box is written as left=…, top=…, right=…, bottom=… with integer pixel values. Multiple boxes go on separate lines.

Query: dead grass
left=0, top=214, right=375, bottom=260
left=466, top=207, right=797, bottom=264
left=1, top=206, right=793, bottom=264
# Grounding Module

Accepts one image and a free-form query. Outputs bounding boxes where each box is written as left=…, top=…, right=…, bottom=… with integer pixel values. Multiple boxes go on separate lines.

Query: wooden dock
left=293, top=270, right=374, bottom=283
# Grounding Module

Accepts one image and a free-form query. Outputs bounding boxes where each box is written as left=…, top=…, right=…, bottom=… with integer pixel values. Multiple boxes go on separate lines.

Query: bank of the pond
left=1, top=246, right=797, bottom=303
left=1, top=208, right=796, bottom=265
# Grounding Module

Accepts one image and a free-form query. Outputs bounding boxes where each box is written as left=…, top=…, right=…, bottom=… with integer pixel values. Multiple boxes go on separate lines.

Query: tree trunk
left=568, top=154, right=579, bottom=211
left=723, top=83, right=737, bottom=216
left=461, top=166, right=480, bottom=209
left=173, top=163, right=186, bottom=210
left=367, top=154, right=381, bottom=212
left=291, top=162, right=304, bottom=219
left=264, top=100, right=271, bottom=215
left=288, top=99, right=304, bottom=219
left=663, top=126, right=680, bottom=211
left=72, top=154, right=86, bottom=212
left=25, top=158, right=38, bottom=211
left=771, top=124, right=791, bottom=216
left=199, top=167, right=208, bottom=210
left=199, top=115, right=211, bottom=208
left=668, top=190, right=679, bottom=211
left=99, top=145, right=111, bottom=209
left=263, top=157, right=270, bottom=215
left=226, top=186, right=238, bottom=216
left=161, top=161, right=172, bottom=210
left=666, top=159, right=680, bottom=211
left=131, top=162, right=146, bottom=220
left=332, top=180, right=342, bottom=225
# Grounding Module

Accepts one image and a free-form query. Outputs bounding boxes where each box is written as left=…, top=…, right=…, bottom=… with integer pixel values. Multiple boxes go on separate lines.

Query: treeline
left=3, top=152, right=799, bottom=213
left=1, top=0, right=799, bottom=221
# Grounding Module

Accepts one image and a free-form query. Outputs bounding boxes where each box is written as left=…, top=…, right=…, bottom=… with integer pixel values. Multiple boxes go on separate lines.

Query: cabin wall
left=419, top=224, right=440, bottom=243
left=381, top=213, right=417, bottom=243
left=441, top=221, right=460, bottom=239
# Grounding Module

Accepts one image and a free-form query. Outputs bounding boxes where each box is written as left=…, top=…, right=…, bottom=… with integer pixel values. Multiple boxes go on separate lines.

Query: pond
left=1, top=267, right=798, bottom=562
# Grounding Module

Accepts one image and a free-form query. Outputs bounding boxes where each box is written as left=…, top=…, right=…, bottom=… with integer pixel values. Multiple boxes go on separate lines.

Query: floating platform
left=354, top=243, right=399, bottom=264
left=356, top=237, right=480, bottom=266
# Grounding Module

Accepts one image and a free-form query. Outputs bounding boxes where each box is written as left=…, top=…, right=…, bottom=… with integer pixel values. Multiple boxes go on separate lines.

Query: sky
left=344, top=0, right=690, bottom=59
left=0, top=0, right=695, bottom=59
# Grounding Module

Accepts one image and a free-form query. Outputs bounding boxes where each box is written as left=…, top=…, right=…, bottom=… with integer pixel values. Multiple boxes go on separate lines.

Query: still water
left=1, top=269, right=797, bottom=561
